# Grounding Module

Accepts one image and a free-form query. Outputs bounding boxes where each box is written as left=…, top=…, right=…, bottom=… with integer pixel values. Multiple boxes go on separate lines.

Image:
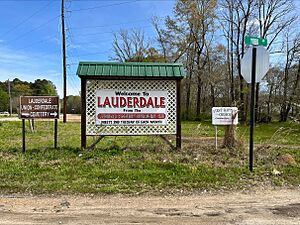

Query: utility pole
left=8, top=79, right=12, bottom=115
left=61, top=0, right=67, bottom=123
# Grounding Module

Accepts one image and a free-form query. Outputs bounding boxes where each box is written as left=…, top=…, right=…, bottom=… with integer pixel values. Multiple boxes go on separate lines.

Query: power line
left=70, top=24, right=161, bottom=38
left=71, top=18, right=153, bottom=30
left=12, top=34, right=60, bottom=51
left=70, top=0, right=139, bottom=12
left=67, top=66, right=80, bottom=94
left=0, top=1, right=54, bottom=38
left=65, top=15, right=111, bottom=61
left=68, top=51, right=111, bottom=57
left=5, top=15, right=60, bottom=44
left=67, top=65, right=80, bottom=94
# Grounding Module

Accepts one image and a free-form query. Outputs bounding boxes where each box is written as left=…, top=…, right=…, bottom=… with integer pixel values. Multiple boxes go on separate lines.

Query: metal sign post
left=242, top=36, right=270, bottom=171
left=215, top=126, right=218, bottom=149
left=249, top=47, right=257, bottom=172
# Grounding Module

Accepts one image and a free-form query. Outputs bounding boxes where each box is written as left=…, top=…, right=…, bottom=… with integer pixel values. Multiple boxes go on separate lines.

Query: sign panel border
left=19, top=96, right=60, bottom=119
left=86, top=79, right=177, bottom=136
left=212, top=107, right=238, bottom=125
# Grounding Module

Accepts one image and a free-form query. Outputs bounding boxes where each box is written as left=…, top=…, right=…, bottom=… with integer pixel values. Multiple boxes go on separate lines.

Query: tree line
left=0, top=78, right=57, bottom=113
left=112, top=0, right=300, bottom=123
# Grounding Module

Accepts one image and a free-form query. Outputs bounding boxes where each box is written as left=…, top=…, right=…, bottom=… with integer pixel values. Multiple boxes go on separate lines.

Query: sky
left=0, top=0, right=175, bottom=96
left=0, top=0, right=300, bottom=96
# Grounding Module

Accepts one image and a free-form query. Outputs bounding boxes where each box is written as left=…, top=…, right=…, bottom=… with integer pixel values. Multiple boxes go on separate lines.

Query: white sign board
left=241, top=46, right=269, bottom=83
left=212, top=107, right=238, bottom=125
left=95, top=90, right=168, bottom=126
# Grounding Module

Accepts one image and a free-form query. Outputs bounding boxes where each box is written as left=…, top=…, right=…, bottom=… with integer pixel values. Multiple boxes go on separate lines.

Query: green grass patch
left=0, top=120, right=299, bottom=194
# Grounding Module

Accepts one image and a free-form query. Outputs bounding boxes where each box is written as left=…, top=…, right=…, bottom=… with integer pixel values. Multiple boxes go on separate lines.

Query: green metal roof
left=76, top=62, right=186, bottom=78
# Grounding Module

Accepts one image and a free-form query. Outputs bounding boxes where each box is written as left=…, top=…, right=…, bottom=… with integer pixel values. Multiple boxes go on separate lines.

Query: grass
left=0, top=120, right=299, bottom=194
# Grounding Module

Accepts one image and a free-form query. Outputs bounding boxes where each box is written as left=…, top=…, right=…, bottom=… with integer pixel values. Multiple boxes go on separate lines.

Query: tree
left=112, top=29, right=166, bottom=63
left=66, top=95, right=81, bottom=114
left=280, top=34, right=300, bottom=121
left=154, top=0, right=217, bottom=119
left=263, top=66, right=283, bottom=122
left=0, top=90, right=9, bottom=112
left=112, top=29, right=147, bottom=62
left=219, top=0, right=256, bottom=123
left=31, top=79, right=57, bottom=96
left=206, top=44, right=228, bottom=107
left=12, top=83, right=32, bottom=96
left=255, top=0, right=297, bottom=122
left=218, top=0, right=298, bottom=123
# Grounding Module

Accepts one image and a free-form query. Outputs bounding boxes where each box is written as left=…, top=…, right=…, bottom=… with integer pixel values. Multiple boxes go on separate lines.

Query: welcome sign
left=77, top=62, right=185, bottom=150
left=95, top=90, right=168, bottom=126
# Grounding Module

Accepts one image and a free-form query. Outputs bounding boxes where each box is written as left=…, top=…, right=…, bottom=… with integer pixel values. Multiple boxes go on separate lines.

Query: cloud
left=0, top=48, right=31, bottom=65
left=0, top=45, right=64, bottom=94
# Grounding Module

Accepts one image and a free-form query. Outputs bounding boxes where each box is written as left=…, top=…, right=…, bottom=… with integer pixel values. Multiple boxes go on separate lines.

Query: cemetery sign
left=20, top=96, right=59, bottom=119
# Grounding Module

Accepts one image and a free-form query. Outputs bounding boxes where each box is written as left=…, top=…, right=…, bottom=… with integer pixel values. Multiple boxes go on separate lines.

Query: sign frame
left=77, top=62, right=185, bottom=151
left=19, top=95, right=60, bottom=153
left=19, top=96, right=60, bottom=119
left=95, top=89, right=168, bottom=126
left=212, top=107, right=238, bottom=125
left=85, top=79, right=177, bottom=136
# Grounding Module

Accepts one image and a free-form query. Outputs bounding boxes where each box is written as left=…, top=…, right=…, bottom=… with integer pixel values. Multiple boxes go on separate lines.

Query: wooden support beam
left=81, top=78, right=87, bottom=149
left=176, top=80, right=182, bottom=151
left=86, top=136, right=105, bottom=151
left=158, top=135, right=176, bottom=151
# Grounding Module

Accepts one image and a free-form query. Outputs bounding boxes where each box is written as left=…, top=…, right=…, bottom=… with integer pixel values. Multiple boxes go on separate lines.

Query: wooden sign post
left=212, top=107, right=239, bottom=149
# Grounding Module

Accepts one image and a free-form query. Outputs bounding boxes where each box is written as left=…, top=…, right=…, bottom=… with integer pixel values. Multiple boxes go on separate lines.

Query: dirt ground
left=0, top=188, right=299, bottom=225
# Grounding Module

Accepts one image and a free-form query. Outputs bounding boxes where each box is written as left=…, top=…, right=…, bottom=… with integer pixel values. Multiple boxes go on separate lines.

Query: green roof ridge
left=78, top=61, right=183, bottom=66
left=76, top=61, right=186, bottom=78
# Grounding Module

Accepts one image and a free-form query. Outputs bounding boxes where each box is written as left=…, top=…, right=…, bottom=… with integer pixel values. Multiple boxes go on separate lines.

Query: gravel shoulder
left=0, top=188, right=299, bottom=225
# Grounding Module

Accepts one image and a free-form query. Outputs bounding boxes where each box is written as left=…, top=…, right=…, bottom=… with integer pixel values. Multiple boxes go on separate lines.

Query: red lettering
left=97, top=97, right=103, bottom=107
left=127, top=97, right=133, bottom=108
left=160, top=97, right=166, bottom=108
left=111, top=97, right=119, bottom=107
left=103, top=97, right=111, bottom=107
left=140, top=97, right=146, bottom=107
left=147, top=97, right=154, bottom=108
left=133, top=97, right=139, bottom=108
left=120, top=97, right=126, bottom=107
left=154, top=97, right=159, bottom=108
left=97, top=97, right=103, bottom=108
left=98, top=95, right=166, bottom=109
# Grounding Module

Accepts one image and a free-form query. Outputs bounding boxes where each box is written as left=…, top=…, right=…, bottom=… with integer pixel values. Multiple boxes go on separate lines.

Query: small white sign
left=212, top=107, right=238, bottom=125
